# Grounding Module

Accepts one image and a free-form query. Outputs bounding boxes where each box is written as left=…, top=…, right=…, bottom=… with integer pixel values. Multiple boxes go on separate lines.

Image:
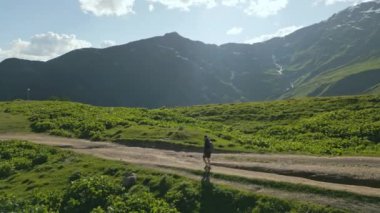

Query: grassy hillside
left=0, top=95, right=379, bottom=156
left=0, top=140, right=345, bottom=212
left=285, top=58, right=380, bottom=98
left=0, top=112, right=30, bottom=133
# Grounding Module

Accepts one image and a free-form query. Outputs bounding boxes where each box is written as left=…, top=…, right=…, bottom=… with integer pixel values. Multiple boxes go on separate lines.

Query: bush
left=0, top=150, right=12, bottom=160
left=32, top=154, right=48, bottom=165
left=252, top=197, right=291, bottom=213
left=30, top=191, right=63, bottom=211
left=12, top=158, right=33, bottom=170
left=169, top=131, right=189, bottom=140
left=68, top=171, right=82, bottom=182
left=165, top=182, right=200, bottom=213
left=0, top=162, right=14, bottom=178
left=103, top=167, right=120, bottom=176
left=49, top=129, right=74, bottom=138
left=0, top=195, right=21, bottom=212
left=122, top=192, right=179, bottom=213
left=149, top=175, right=174, bottom=197
left=91, top=206, right=106, bottom=213
left=31, top=121, right=56, bottom=132
left=60, top=176, right=121, bottom=213
left=79, top=122, right=105, bottom=139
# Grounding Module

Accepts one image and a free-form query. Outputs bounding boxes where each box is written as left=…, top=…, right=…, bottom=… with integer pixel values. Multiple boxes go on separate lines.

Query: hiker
left=203, top=135, right=213, bottom=169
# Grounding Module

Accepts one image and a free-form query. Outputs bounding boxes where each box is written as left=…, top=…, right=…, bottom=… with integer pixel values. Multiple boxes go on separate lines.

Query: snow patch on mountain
left=351, top=25, right=363, bottom=30
left=272, top=55, right=283, bottom=75
left=361, top=7, right=380, bottom=13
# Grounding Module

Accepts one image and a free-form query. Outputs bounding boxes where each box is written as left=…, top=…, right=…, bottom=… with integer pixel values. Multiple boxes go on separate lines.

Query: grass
left=288, top=58, right=380, bottom=97
left=160, top=166, right=380, bottom=205
left=208, top=172, right=380, bottom=204
left=0, top=140, right=346, bottom=212
left=0, top=112, right=30, bottom=133
left=0, top=95, right=380, bottom=156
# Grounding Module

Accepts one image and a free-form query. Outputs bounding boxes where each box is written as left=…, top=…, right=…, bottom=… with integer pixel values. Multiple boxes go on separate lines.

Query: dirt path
left=1, top=133, right=380, bottom=211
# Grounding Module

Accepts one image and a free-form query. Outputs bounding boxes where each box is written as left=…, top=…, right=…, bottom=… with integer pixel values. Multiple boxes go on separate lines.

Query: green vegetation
left=0, top=112, right=30, bottom=133
left=1, top=95, right=380, bottom=155
left=0, top=140, right=345, bottom=212
left=287, top=58, right=380, bottom=97
left=190, top=170, right=380, bottom=205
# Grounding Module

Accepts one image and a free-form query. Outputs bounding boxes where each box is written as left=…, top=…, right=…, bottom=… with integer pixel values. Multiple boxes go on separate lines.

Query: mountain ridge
left=1, top=1, right=380, bottom=107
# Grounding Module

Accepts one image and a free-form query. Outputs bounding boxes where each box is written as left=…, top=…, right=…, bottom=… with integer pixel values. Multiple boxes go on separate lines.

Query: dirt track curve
left=1, top=133, right=380, bottom=212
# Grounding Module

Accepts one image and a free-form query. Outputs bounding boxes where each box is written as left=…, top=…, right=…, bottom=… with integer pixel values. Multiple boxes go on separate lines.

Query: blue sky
left=0, top=0, right=374, bottom=61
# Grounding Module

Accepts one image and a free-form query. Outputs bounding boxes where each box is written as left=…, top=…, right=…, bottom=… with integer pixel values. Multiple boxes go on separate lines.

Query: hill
left=1, top=140, right=350, bottom=212
left=0, top=1, right=380, bottom=107
left=1, top=95, right=379, bottom=156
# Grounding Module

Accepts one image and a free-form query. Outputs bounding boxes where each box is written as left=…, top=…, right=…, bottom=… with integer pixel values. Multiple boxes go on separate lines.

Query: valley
left=1, top=95, right=379, bottom=212
left=1, top=1, right=380, bottom=212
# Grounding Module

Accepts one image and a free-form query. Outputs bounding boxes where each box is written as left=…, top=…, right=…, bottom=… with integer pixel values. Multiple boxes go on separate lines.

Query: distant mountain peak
left=347, top=0, right=380, bottom=12
left=1, top=2, right=380, bottom=107
left=327, top=0, right=380, bottom=23
left=0, top=58, right=37, bottom=64
left=163, top=32, right=184, bottom=39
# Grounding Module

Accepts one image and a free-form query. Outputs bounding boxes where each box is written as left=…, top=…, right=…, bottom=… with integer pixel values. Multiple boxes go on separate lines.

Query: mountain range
left=1, top=1, right=380, bottom=107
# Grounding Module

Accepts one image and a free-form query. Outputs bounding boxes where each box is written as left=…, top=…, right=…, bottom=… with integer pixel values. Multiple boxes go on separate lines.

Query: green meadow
left=1, top=95, right=379, bottom=156
left=1, top=96, right=379, bottom=212
left=0, top=140, right=346, bottom=212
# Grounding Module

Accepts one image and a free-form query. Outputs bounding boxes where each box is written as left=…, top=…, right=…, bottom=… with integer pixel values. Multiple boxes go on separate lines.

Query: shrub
left=29, top=191, right=63, bottom=211
left=200, top=183, right=236, bottom=212
left=123, top=192, right=179, bottom=213
left=106, top=195, right=128, bottom=213
left=218, top=133, right=233, bottom=140
left=0, top=195, right=22, bottom=212
left=252, top=197, right=291, bottom=213
left=0, top=162, right=14, bottom=178
left=103, top=167, right=121, bottom=176
left=169, top=131, right=189, bottom=140
left=32, top=154, right=48, bottom=165
left=49, top=129, right=74, bottom=138
left=149, top=175, right=174, bottom=197
left=68, top=171, right=82, bottom=182
left=0, top=150, right=12, bottom=160
left=12, top=157, right=33, bottom=170
left=79, top=122, right=105, bottom=139
left=128, top=184, right=150, bottom=194
left=165, top=182, right=200, bottom=213
left=91, top=206, right=106, bottom=213
left=60, top=176, right=121, bottom=213
left=31, top=121, right=56, bottom=132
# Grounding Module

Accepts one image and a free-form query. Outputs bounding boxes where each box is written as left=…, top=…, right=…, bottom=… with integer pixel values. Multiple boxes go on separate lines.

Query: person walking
left=203, top=135, right=213, bottom=170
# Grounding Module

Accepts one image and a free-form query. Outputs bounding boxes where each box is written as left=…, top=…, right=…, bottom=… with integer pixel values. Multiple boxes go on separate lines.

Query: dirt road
left=1, top=133, right=380, bottom=212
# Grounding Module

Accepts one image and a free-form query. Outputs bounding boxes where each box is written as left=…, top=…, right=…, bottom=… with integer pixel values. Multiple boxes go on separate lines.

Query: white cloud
left=79, top=0, right=135, bottom=16
left=77, top=0, right=288, bottom=17
left=100, top=40, right=117, bottom=48
left=0, top=32, right=92, bottom=62
left=245, top=25, right=302, bottom=44
left=221, top=0, right=247, bottom=7
left=148, top=0, right=217, bottom=11
left=226, top=27, right=244, bottom=35
left=147, top=0, right=287, bottom=17
left=244, top=0, right=288, bottom=17
left=149, top=4, right=155, bottom=11
left=314, top=0, right=374, bottom=5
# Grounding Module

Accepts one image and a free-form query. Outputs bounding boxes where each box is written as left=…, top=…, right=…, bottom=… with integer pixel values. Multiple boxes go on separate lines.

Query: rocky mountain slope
left=1, top=1, right=379, bottom=107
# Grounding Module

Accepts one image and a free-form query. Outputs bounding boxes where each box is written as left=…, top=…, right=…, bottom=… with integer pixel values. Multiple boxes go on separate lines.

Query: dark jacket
left=204, top=138, right=212, bottom=153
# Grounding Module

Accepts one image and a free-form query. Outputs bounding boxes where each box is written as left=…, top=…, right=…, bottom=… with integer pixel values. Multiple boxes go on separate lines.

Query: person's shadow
left=201, top=166, right=211, bottom=183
